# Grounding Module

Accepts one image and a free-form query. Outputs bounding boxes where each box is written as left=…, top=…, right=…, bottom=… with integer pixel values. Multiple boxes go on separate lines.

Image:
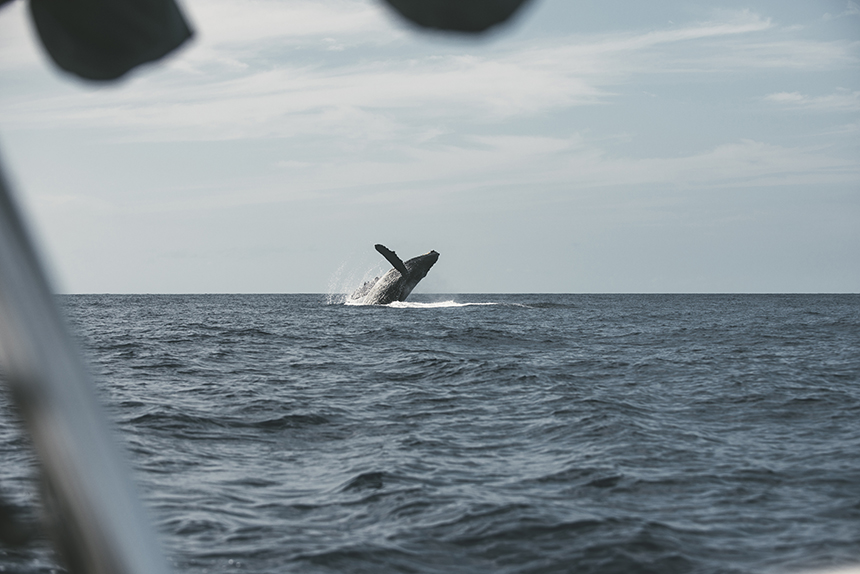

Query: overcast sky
left=0, top=0, right=858, bottom=293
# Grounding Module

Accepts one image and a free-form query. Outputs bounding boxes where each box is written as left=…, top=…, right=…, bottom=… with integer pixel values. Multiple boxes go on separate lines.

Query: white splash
left=325, top=262, right=347, bottom=305
left=386, top=301, right=497, bottom=309
left=326, top=260, right=386, bottom=305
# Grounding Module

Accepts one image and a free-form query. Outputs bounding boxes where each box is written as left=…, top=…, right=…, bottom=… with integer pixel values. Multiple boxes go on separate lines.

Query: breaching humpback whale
left=349, top=244, right=439, bottom=305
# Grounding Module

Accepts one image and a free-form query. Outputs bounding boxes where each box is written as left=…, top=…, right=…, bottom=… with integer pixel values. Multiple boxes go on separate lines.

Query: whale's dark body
left=350, top=245, right=439, bottom=305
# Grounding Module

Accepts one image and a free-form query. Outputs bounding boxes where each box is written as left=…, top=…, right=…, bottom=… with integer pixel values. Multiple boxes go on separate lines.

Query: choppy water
left=1, top=294, right=859, bottom=574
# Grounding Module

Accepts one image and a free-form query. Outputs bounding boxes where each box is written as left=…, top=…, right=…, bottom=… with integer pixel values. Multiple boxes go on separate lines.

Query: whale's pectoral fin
left=375, top=244, right=409, bottom=276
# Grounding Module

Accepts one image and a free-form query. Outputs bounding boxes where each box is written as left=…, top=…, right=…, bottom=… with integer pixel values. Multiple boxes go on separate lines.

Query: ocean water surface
left=1, top=294, right=859, bottom=573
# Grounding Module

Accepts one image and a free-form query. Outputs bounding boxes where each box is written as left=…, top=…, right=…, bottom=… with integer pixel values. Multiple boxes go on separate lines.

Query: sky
left=0, top=0, right=858, bottom=294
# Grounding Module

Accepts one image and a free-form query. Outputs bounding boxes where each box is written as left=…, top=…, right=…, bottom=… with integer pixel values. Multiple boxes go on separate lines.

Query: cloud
left=765, top=89, right=860, bottom=112
left=823, top=1, right=860, bottom=20
left=2, top=2, right=857, bottom=209
left=3, top=6, right=854, bottom=144
left=173, top=0, right=398, bottom=71
left=111, top=134, right=857, bottom=214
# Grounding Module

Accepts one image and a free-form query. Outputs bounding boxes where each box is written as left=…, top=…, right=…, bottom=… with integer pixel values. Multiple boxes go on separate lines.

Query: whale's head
left=402, top=250, right=439, bottom=285
left=359, top=247, right=439, bottom=304
left=411, top=250, right=439, bottom=276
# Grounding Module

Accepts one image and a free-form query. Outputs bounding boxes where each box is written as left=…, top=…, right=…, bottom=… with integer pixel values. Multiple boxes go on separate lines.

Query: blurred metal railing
left=0, top=165, right=171, bottom=574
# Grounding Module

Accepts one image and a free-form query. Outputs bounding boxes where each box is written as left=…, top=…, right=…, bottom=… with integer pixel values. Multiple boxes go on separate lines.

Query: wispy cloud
left=112, top=135, right=857, bottom=213
left=823, top=0, right=860, bottom=20
left=765, top=89, right=860, bottom=112
left=2, top=5, right=853, bottom=143
left=174, top=0, right=397, bottom=71
left=1, top=1, right=857, bottom=208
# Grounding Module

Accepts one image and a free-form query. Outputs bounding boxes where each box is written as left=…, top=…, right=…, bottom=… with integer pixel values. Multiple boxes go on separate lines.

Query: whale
left=349, top=244, right=439, bottom=305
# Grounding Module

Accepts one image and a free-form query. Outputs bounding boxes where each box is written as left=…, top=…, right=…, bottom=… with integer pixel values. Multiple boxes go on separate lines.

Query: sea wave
left=2, top=294, right=858, bottom=574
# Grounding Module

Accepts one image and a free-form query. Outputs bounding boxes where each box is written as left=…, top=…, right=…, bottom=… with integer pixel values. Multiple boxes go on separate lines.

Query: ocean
left=1, top=294, right=859, bottom=574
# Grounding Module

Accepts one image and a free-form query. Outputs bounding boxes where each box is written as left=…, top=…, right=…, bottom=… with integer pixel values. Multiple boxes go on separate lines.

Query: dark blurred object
left=27, top=0, right=192, bottom=80
left=382, top=0, right=532, bottom=32
left=0, top=492, right=35, bottom=548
